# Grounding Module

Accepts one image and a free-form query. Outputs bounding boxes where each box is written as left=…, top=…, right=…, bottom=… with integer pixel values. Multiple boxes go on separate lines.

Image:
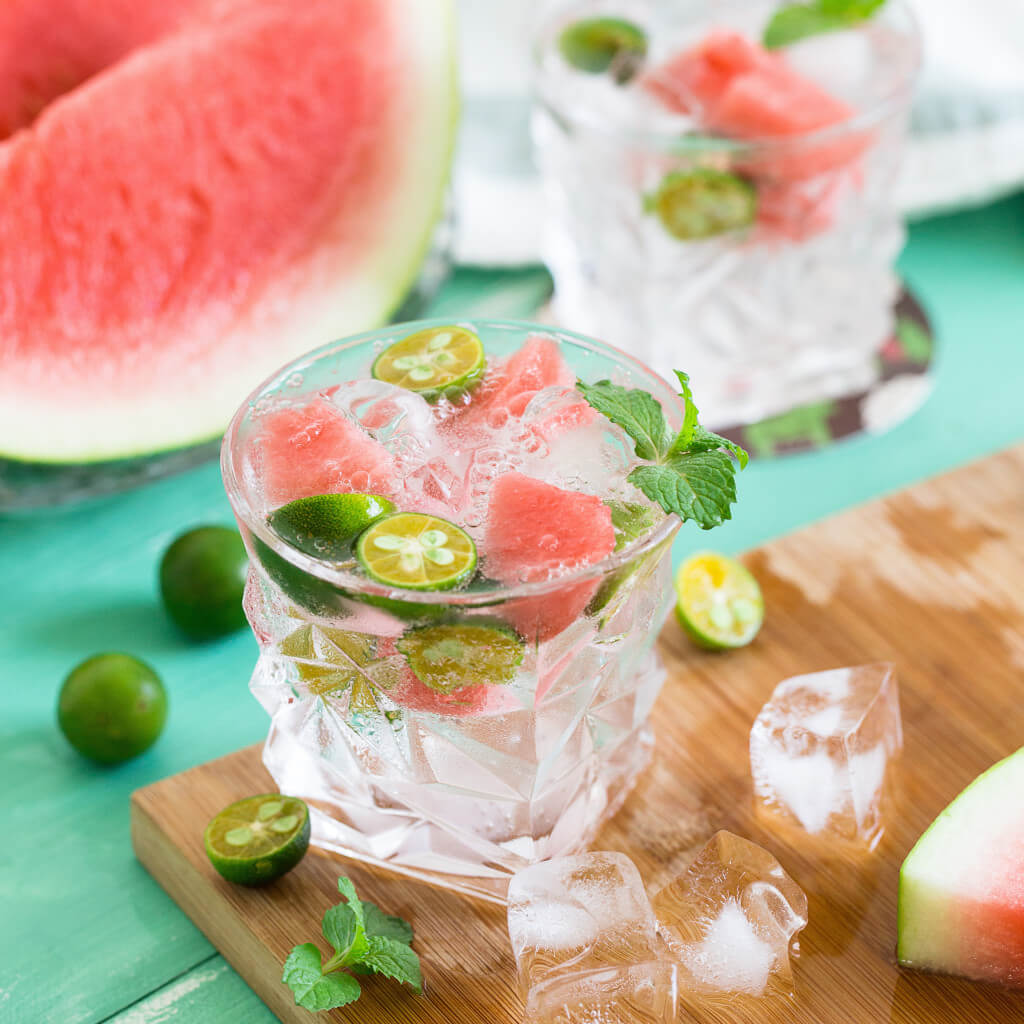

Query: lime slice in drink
left=558, top=17, right=648, bottom=83
left=356, top=512, right=477, bottom=591
left=57, top=652, right=167, bottom=763
left=397, top=622, right=524, bottom=694
left=269, top=493, right=395, bottom=561
left=648, top=169, right=757, bottom=241
left=159, top=525, right=249, bottom=640
left=675, top=551, right=764, bottom=650
left=204, top=794, right=310, bottom=886
left=372, top=325, right=485, bottom=401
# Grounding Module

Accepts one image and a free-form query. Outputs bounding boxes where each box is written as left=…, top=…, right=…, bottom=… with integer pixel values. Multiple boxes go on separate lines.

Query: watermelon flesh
left=643, top=31, right=868, bottom=239
left=898, top=747, right=1024, bottom=987
left=255, top=400, right=399, bottom=506
left=0, top=0, right=457, bottom=464
left=484, top=472, right=616, bottom=641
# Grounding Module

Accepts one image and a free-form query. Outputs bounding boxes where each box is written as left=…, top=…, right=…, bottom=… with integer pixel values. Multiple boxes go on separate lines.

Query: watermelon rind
left=0, top=0, right=458, bottom=466
left=897, top=746, right=1024, bottom=974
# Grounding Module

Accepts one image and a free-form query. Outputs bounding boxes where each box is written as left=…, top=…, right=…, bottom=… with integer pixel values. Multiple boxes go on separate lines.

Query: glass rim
left=532, top=0, right=922, bottom=153
left=221, top=317, right=686, bottom=608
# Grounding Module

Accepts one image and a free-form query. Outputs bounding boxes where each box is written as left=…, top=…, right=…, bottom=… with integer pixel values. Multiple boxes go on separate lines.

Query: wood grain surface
left=131, top=446, right=1024, bottom=1024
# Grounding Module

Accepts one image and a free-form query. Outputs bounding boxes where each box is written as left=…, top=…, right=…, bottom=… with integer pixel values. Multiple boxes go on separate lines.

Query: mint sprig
left=577, top=371, right=747, bottom=531
left=763, top=0, right=886, bottom=48
left=282, top=876, right=422, bottom=1012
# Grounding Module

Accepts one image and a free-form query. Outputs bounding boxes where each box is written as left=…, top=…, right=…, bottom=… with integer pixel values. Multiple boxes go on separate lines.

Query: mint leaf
left=360, top=935, right=423, bottom=992
left=282, top=944, right=362, bottom=1011
left=628, top=451, right=737, bottom=530
left=362, top=902, right=415, bottom=945
left=764, top=0, right=886, bottom=48
left=688, top=425, right=749, bottom=469
left=575, top=379, right=670, bottom=461
left=669, top=371, right=699, bottom=455
left=605, top=499, right=660, bottom=551
left=322, top=903, right=368, bottom=968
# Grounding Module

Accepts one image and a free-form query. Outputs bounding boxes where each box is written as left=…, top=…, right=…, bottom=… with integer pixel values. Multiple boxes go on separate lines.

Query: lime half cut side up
left=558, top=17, right=648, bottom=83
left=372, top=325, right=485, bottom=402
left=648, top=169, right=757, bottom=241
left=204, top=794, right=310, bottom=886
left=268, top=493, right=395, bottom=561
left=356, top=512, right=477, bottom=591
left=675, top=551, right=764, bottom=650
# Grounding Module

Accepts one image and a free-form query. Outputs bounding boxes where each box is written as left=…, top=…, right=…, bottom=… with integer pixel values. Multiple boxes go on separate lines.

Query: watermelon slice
left=484, top=472, right=616, bottom=640
left=256, top=399, right=398, bottom=506
left=0, top=0, right=457, bottom=464
left=898, top=747, right=1024, bottom=988
left=643, top=31, right=867, bottom=238
left=452, top=335, right=576, bottom=434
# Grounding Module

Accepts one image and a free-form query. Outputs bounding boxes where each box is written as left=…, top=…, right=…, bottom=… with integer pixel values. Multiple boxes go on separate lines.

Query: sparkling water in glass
left=222, top=320, right=684, bottom=903
left=533, top=0, right=921, bottom=427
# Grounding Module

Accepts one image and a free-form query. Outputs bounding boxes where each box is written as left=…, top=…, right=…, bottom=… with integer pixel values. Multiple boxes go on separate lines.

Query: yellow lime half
left=372, top=325, right=485, bottom=401
left=675, top=551, right=763, bottom=650
left=356, top=512, right=477, bottom=591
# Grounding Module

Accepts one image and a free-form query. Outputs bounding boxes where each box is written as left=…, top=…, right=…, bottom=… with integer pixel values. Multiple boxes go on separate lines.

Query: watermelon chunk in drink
left=643, top=31, right=869, bottom=238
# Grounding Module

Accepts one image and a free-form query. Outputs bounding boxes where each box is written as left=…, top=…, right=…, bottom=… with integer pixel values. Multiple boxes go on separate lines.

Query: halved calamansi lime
left=372, top=325, right=485, bottom=402
left=356, top=512, right=477, bottom=591
left=558, top=17, right=648, bottom=83
left=397, top=622, right=524, bottom=694
left=268, top=493, right=395, bottom=561
left=204, top=794, right=310, bottom=886
left=647, top=168, right=757, bottom=241
left=675, top=551, right=764, bottom=650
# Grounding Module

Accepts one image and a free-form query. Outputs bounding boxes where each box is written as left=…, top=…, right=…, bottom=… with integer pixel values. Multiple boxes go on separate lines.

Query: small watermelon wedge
left=898, top=747, right=1024, bottom=988
left=256, top=399, right=398, bottom=505
left=452, top=335, right=576, bottom=434
left=0, top=0, right=457, bottom=466
left=484, top=472, right=616, bottom=640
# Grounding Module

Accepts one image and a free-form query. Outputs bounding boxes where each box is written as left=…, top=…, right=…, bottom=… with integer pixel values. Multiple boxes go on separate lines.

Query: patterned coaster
left=717, top=287, right=935, bottom=459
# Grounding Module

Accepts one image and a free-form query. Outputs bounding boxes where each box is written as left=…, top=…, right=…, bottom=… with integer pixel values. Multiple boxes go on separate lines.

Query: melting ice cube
left=652, top=830, right=808, bottom=1000
left=749, top=663, right=902, bottom=847
left=523, top=961, right=684, bottom=1024
left=507, top=852, right=660, bottom=991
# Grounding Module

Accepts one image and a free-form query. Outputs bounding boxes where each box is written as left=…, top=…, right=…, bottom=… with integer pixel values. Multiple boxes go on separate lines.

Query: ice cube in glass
left=652, top=830, right=808, bottom=1000
left=507, top=852, right=660, bottom=991
left=749, top=663, right=902, bottom=847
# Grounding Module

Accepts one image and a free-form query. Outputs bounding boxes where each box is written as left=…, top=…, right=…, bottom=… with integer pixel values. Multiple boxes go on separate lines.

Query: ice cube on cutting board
left=507, top=852, right=660, bottom=991
left=652, top=830, right=808, bottom=999
left=523, top=961, right=686, bottom=1024
left=749, top=663, right=902, bottom=847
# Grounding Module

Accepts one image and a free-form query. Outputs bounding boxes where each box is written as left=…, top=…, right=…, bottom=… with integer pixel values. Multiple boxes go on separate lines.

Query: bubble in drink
left=524, top=962, right=685, bottom=1024
left=507, top=852, right=660, bottom=991
left=749, top=663, right=902, bottom=847
left=652, top=830, right=808, bottom=1000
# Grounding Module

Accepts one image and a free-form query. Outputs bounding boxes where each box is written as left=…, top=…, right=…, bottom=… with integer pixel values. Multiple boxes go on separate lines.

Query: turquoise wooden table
left=1, top=193, right=1022, bottom=1023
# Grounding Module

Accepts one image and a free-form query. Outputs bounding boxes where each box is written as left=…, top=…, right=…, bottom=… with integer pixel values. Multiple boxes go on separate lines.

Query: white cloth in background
left=453, top=0, right=1024, bottom=266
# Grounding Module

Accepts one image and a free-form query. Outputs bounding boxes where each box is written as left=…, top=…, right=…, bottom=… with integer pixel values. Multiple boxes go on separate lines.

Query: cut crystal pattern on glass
left=652, top=830, right=808, bottom=1000
left=749, top=664, right=902, bottom=848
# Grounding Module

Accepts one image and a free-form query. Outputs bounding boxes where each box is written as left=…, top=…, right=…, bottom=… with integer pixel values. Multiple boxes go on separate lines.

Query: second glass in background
left=533, top=0, right=921, bottom=428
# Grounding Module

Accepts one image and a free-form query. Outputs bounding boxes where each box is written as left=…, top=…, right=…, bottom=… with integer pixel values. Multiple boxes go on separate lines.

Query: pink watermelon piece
left=0, top=0, right=457, bottom=464
left=256, top=398, right=398, bottom=506
left=643, top=31, right=868, bottom=238
left=484, top=472, right=615, bottom=640
left=451, top=334, right=576, bottom=435
left=898, top=747, right=1024, bottom=988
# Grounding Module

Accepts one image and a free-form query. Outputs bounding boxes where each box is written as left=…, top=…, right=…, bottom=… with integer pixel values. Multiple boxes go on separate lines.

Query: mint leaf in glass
left=764, top=0, right=886, bottom=48
left=575, top=379, right=670, bottom=461
left=578, top=372, right=747, bottom=529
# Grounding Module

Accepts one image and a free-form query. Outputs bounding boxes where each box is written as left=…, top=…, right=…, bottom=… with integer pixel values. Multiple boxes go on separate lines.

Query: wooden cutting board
left=132, top=445, right=1024, bottom=1023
